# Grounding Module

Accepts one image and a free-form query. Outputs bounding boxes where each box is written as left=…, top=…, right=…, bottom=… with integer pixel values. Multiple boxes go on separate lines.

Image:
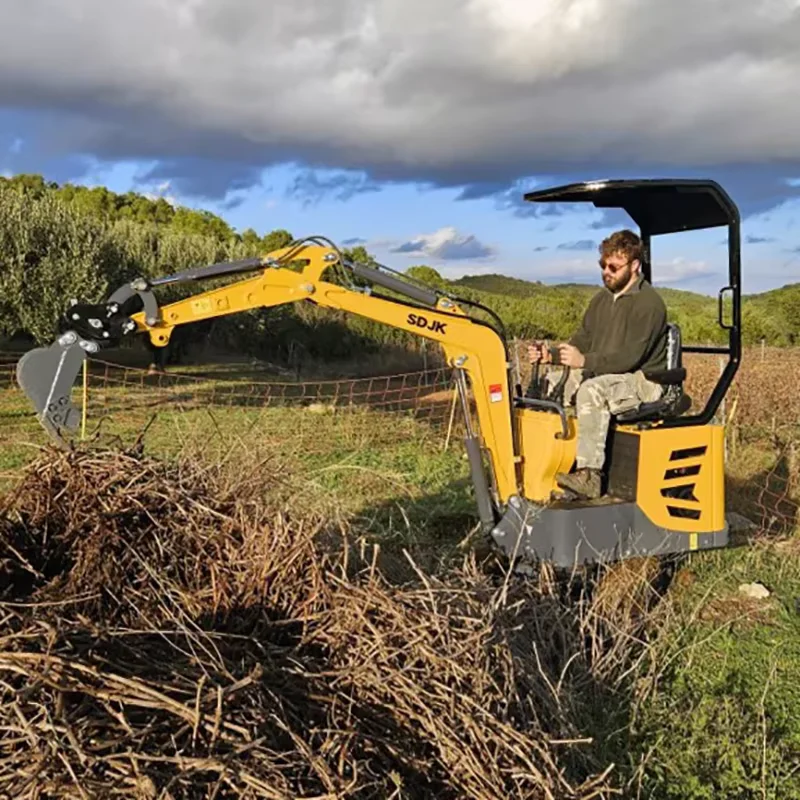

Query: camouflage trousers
left=546, top=368, right=663, bottom=470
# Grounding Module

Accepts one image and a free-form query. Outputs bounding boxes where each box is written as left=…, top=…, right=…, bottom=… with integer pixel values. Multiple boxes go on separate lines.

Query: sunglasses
left=599, top=260, right=630, bottom=274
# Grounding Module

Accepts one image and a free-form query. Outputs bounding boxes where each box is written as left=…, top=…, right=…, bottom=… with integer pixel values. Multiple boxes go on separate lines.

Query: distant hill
left=457, top=273, right=715, bottom=306
left=453, top=274, right=548, bottom=298
left=418, top=268, right=800, bottom=347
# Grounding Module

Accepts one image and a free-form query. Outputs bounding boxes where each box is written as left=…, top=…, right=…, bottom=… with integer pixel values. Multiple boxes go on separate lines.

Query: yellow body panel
left=515, top=408, right=577, bottom=502
left=515, top=410, right=725, bottom=534
left=634, top=424, right=725, bottom=533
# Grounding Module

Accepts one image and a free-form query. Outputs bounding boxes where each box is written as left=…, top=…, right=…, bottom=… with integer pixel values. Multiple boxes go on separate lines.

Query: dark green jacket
left=569, top=275, right=668, bottom=377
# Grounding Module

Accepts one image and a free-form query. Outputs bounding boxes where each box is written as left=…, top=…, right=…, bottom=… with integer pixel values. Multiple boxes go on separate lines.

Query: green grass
left=624, top=540, right=800, bottom=798
left=1, top=368, right=476, bottom=552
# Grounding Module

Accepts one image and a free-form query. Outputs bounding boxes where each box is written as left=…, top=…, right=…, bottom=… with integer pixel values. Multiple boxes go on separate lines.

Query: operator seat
left=616, top=322, right=691, bottom=424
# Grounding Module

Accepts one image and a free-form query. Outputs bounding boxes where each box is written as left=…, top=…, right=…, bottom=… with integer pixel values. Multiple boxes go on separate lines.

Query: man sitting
left=528, top=229, right=668, bottom=499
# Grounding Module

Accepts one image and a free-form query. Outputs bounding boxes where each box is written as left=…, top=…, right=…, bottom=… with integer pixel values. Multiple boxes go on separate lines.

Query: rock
left=305, top=402, right=334, bottom=414
left=726, top=512, right=757, bottom=533
left=738, top=582, right=770, bottom=599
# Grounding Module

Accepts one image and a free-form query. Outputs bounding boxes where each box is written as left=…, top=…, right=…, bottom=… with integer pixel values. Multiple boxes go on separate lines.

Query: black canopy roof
left=523, top=178, right=739, bottom=236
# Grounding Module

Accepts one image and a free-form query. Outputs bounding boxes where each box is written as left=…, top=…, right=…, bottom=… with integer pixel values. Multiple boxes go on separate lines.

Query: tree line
left=0, top=175, right=431, bottom=364
left=0, top=174, right=796, bottom=369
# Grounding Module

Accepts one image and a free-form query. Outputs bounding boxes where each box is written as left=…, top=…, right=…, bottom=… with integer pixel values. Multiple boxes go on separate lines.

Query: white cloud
left=391, top=226, right=494, bottom=260
left=651, top=257, right=717, bottom=285
left=142, top=180, right=179, bottom=207
left=0, top=0, right=797, bottom=196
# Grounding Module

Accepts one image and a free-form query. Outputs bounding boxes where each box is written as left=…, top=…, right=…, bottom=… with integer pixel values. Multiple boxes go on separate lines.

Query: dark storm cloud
left=0, top=1, right=798, bottom=208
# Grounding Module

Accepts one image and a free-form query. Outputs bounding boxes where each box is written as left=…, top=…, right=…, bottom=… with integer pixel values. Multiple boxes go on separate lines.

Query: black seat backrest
left=615, top=321, right=689, bottom=424
left=665, top=322, right=682, bottom=371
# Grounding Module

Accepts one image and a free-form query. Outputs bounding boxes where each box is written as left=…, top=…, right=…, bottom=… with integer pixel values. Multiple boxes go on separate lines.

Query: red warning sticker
left=489, top=383, right=502, bottom=402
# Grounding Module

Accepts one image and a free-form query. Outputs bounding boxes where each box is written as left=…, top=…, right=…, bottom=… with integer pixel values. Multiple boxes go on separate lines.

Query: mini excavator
left=17, top=179, right=742, bottom=569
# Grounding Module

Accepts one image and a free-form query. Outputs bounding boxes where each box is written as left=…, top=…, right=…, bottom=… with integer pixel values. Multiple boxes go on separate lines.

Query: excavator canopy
left=522, top=178, right=739, bottom=235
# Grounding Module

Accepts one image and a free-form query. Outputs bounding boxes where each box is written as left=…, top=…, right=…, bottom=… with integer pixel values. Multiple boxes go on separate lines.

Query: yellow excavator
left=16, top=178, right=742, bottom=569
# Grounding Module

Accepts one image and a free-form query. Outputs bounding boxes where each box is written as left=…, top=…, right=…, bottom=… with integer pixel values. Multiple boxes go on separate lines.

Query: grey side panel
left=491, top=496, right=729, bottom=569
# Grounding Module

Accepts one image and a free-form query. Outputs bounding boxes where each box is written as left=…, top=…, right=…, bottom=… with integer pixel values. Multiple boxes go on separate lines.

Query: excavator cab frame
left=16, top=180, right=742, bottom=571
left=522, top=178, right=742, bottom=428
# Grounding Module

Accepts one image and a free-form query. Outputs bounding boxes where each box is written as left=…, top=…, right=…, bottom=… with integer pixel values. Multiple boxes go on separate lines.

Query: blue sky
left=2, top=1, right=800, bottom=297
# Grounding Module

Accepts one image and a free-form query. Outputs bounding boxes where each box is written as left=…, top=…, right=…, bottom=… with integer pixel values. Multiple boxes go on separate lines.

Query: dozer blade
left=16, top=333, right=90, bottom=448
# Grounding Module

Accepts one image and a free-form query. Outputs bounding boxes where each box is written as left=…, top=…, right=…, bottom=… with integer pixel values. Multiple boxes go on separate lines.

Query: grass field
left=2, top=347, right=800, bottom=796
left=1, top=354, right=474, bottom=567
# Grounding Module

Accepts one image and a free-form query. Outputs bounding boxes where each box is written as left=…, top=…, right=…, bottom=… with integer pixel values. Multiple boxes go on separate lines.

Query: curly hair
left=599, top=229, right=642, bottom=265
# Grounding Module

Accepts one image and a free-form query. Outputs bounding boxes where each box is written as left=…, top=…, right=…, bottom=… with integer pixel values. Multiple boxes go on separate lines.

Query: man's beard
left=604, top=267, right=632, bottom=293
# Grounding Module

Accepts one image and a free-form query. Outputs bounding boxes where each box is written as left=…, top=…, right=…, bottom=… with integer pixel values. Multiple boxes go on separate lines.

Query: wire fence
left=2, top=347, right=799, bottom=535
left=0, top=354, right=465, bottom=481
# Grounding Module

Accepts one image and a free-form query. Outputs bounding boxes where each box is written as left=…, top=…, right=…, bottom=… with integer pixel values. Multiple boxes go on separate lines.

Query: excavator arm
left=16, top=241, right=522, bottom=524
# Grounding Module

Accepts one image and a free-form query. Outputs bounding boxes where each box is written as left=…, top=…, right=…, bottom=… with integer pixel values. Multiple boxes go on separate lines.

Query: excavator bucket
left=16, top=334, right=90, bottom=448
left=13, top=255, right=302, bottom=450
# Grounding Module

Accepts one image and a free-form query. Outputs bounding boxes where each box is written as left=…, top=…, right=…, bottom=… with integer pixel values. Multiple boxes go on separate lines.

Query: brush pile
left=0, top=447, right=659, bottom=798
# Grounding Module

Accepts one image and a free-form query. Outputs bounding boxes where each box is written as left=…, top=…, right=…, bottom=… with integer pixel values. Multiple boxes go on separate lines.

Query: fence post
left=443, top=384, right=459, bottom=451
left=728, top=397, right=739, bottom=461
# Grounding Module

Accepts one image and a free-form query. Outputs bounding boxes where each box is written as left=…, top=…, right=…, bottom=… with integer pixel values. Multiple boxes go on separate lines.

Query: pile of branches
left=0, top=448, right=660, bottom=798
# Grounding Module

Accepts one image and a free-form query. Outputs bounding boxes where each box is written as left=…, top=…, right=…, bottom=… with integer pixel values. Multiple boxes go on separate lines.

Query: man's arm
left=582, top=302, right=667, bottom=375
left=568, top=298, right=595, bottom=353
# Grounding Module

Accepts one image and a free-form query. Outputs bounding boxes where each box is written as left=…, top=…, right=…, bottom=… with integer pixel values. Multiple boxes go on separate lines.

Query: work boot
left=555, top=468, right=603, bottom=499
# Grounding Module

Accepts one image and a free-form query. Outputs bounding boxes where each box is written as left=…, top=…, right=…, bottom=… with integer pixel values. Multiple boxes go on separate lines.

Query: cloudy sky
left=2, top=0, right=799, bottom=295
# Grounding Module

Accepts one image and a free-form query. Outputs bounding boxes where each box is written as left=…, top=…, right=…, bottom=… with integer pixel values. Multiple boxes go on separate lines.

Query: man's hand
left=557, top=343, right=585, bottom=369
left=528, top=341, right=552, bottom=364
